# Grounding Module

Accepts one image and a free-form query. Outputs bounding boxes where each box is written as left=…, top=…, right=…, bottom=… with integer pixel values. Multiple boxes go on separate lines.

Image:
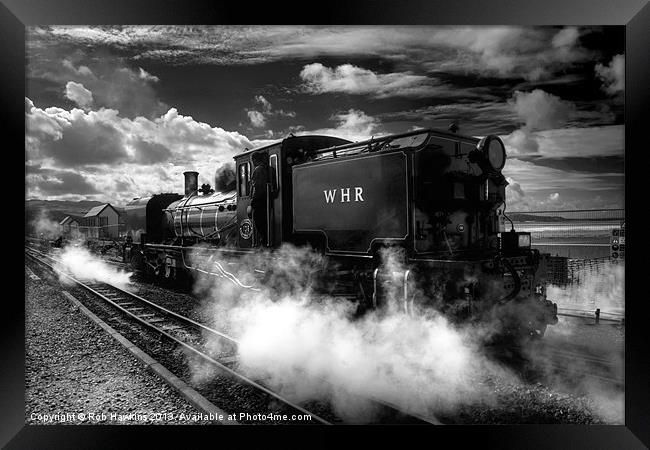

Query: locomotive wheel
left=129, top=251, right=145, bottom=272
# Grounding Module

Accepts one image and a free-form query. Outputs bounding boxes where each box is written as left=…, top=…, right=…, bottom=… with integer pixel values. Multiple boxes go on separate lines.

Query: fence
left=508, top=209, right=625, bottom=314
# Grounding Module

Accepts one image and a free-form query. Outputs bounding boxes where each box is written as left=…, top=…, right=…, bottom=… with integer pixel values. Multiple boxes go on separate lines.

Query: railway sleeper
left=147, top=317, right=166, bottom=324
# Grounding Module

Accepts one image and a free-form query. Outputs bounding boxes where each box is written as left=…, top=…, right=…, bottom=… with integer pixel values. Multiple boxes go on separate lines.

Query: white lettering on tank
left=341, top=188, right=351, bottom=202
left=324, top=190, right=337, bottom=203
left=354, top=187, right=364, bottom=202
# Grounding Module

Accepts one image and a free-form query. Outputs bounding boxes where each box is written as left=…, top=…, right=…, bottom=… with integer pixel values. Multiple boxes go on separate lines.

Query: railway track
left=25, top=245, right=440, bottom=425
left=537, top=346, right=623, bottom=387
left=493, top=341, right=624, bottom=388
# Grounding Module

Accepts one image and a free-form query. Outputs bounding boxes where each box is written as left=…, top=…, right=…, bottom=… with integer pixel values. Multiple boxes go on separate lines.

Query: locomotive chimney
left=183, top=171, right=199, bottom=196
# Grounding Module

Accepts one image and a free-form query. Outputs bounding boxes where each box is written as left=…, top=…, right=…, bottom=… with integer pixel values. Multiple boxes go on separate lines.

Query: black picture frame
left=6, top=0, right=647, bottom=448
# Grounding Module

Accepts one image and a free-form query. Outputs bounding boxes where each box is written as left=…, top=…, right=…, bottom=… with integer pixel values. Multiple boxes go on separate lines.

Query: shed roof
left=60, top=215, right=82, bottom=225
left=83, top=203, right=119, bottom=218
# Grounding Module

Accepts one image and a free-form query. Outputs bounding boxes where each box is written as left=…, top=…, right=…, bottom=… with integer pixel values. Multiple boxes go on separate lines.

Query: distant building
left=59, top=215, right=82, bottom=236
left=81, top=204, right=120, bottom=239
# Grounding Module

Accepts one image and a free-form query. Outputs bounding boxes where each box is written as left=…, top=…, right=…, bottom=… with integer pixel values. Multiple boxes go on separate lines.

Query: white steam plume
left=31, top=210, right=61, bottom=239
left=55, top=245, right=132, bottom=288
left=192, top=244, right=515, bottom=422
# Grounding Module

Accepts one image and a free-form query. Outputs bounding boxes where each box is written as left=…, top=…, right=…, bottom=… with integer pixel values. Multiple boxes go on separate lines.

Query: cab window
left=238, top=162, right=251, bottom=197
left=269, top=154, right=279, bottom=191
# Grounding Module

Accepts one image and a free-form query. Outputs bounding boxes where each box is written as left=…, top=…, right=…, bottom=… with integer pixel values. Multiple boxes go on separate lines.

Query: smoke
left=214, top=163, right=236, bottom=192
left=190, top=244, right=518, bottom=421
left=55, top=245, right=132, bottom=288
left=30, top=210, right=61, bottom=239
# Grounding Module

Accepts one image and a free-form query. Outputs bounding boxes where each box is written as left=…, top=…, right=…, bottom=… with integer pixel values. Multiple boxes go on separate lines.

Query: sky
left=25, top=26, right=625, bottom=211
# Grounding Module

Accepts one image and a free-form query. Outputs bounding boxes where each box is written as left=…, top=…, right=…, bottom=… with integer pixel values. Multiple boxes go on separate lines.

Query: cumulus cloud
left=509, top=89, right=574, bottom=131
left=64, top=81, right=93, bottom=107
left=305, top=109, right=381, bottom=142
left=595, top=54, right=624, bottom=95
left=25, top=98, right=255, bottom=201
left=502, top=89, right=574, bottom=156
left=551, top=27, right=580, bottom=48
left=254, top=95, right=272, bottom=113
left=246, top=95, right=295, bottom=129
left=502, top=124, right=624, bottom=160
left=247, top=110, right=266, bottom=128
left=502, top=129, right=539, bottom=155
left=138, top=67, right=159, bottom=82
left=505, top=177, right=527, bottom=209
left=63, top=59, right=94, bottom=77
left=300, top=63, right=442, bottom=98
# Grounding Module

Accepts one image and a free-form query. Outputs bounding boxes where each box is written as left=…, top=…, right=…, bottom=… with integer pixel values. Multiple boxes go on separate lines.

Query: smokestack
left=184, top=171, right=199, bottom=196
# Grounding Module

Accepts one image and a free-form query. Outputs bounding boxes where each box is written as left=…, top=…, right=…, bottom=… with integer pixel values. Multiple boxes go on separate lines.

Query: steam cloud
left=55, top=245, right=132, bottom=288
left=191, top=244, right=514, bottom=421
left=214, top=163, right=236, bottom=192
left=30, top=210, right=61, bottom=239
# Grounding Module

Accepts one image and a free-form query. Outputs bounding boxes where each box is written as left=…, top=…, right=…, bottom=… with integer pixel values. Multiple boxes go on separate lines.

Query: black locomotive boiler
left=123, top=130, right=558, bottom=337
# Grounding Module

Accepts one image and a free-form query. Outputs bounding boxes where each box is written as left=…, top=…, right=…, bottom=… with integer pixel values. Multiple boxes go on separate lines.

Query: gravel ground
left=25, top=266, right=216, bottom=425
left=27, top=260, right=325, bottom=425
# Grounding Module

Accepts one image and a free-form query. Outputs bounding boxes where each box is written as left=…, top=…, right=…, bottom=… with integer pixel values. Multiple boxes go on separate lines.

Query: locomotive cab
left=233, top=135, right=351, bottom=249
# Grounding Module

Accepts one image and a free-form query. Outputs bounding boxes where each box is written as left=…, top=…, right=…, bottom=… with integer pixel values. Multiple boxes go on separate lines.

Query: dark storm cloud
left=26, top=106, right=129, bottom=165
left=518, top=156, right=624, bottom=174
left=378, top=101, right=517, bottom=136
left=130, top=139, right=173, bottom=164
left=27, top=33, right=168, bottom=119
left=33, top=26, right=591, bottom=78
left=30, top=169, right=99, bottom=195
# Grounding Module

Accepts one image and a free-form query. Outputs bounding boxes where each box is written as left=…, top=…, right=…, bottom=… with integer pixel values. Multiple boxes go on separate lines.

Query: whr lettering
left=323, top=187, right=364, bottom=203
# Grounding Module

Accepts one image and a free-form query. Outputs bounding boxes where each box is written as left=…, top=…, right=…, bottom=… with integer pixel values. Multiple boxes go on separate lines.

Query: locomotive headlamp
left=476, top=135, right=506, bottom=172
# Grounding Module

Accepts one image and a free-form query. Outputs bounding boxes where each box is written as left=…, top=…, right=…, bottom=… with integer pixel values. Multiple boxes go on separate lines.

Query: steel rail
left=25, top=247, right=332, bottom=425
left=544, top=347, right=621, bottom=367
left=505, top=343, right=623, bottom=386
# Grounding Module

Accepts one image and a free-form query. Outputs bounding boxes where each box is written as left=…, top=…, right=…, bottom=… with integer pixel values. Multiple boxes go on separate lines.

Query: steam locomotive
left=123, top=129, right=558, bottom=337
